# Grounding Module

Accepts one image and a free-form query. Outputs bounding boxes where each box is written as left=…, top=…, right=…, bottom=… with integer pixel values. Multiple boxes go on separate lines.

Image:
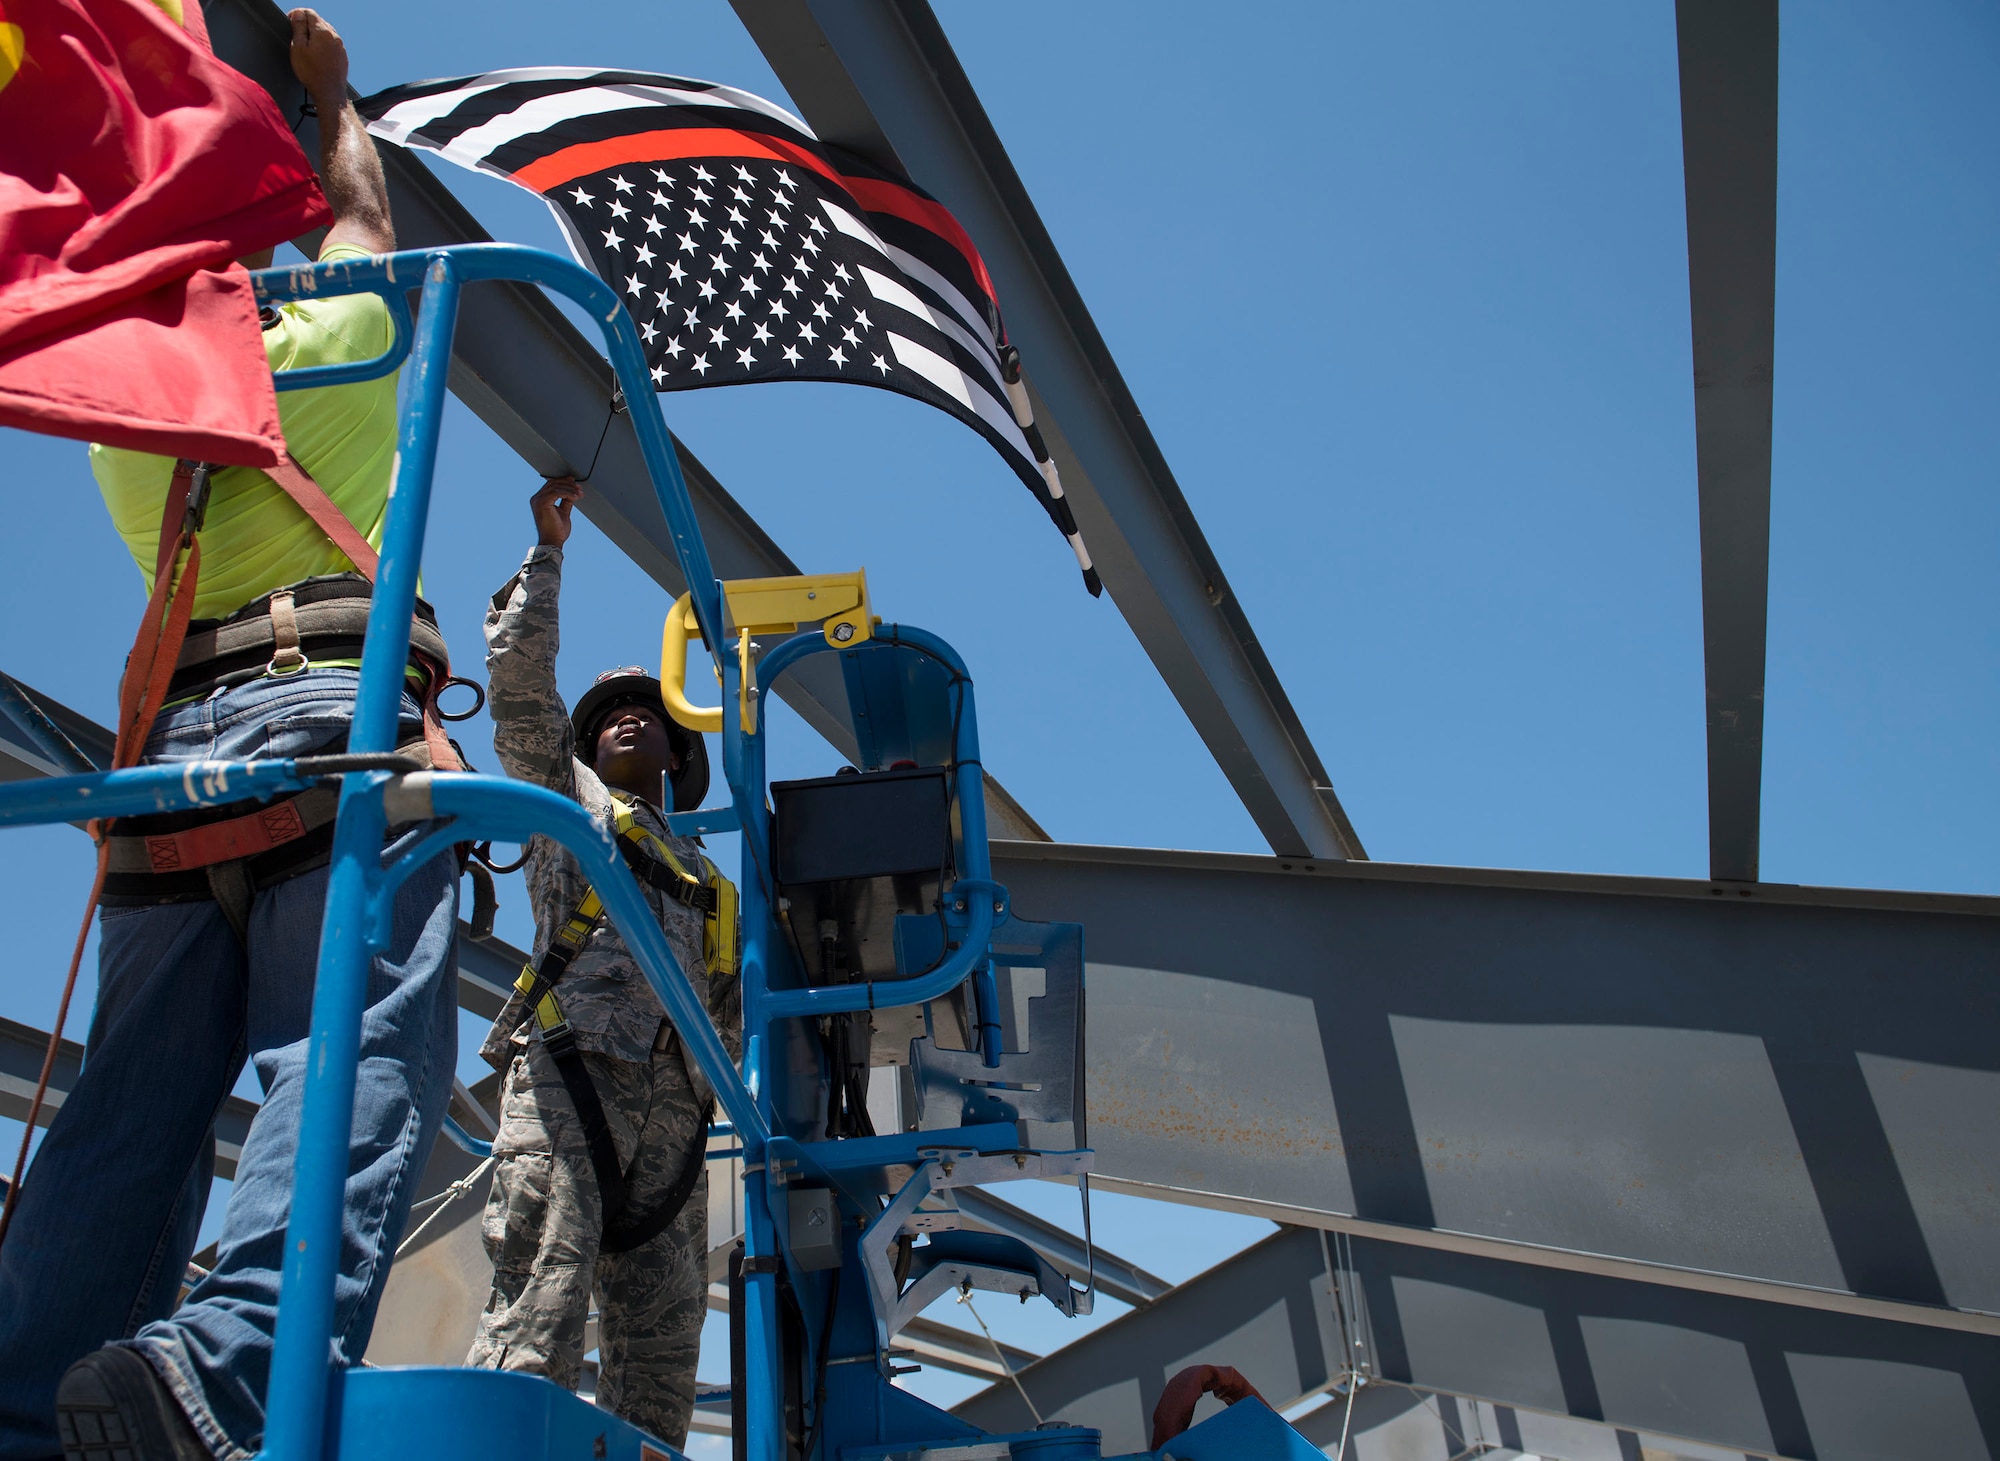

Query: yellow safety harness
left=511, top=796, right=737, bottom=1253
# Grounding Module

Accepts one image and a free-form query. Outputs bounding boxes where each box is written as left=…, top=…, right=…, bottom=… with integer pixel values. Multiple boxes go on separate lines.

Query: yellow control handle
left=661, top=572, right=873, bottom=739
left=659, top=592, right=723, bottom=734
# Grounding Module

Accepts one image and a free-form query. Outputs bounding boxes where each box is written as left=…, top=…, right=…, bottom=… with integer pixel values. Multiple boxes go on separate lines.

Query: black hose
left=800, top=1266, right=842, bottom=1460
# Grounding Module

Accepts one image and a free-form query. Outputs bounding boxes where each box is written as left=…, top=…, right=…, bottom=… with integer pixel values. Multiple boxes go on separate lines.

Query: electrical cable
left=577, top=388, right=625, bottom=482
left=798, top=1267, right=841, bottom=1459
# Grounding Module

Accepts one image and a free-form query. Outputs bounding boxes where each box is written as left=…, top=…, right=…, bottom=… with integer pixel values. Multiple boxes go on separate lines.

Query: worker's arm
left=288, top=9, right=394, bottom=258
left=485, top=479, right=584, bottom=795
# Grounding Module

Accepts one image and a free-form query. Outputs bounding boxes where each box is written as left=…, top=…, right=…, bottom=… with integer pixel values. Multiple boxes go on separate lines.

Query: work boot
left=55, top=1346, right=211, bottom=1461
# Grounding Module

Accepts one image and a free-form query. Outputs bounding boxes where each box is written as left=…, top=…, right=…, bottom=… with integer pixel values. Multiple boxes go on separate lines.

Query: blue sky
left=3, top=0, right=1997, bottom=1438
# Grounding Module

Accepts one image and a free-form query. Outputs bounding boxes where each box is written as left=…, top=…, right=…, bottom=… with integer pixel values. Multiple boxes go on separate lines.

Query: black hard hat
left=571, top=667, right=710, bottom=812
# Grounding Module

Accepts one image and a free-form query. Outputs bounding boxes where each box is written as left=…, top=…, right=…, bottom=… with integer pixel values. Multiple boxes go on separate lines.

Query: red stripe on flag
left=839, top=177, right=996, bottom=313
left=511, top=127, right=999, bottom=313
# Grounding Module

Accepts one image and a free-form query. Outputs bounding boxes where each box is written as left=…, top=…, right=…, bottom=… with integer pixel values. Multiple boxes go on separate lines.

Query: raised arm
left=485, top=479, right=584, bottom=794
left=288, top=8, right=394, bottom=257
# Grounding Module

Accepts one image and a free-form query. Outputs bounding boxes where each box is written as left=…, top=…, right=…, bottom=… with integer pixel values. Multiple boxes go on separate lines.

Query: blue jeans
left=0, top=669, right=459, bottom=1461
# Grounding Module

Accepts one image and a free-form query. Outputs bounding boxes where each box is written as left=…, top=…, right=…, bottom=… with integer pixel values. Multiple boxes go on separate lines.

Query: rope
left=0, top=845, right=107, bottom=1248
left=956, top=1287, right=1041, bottom=1425
left=395, top=1156, right=495, bottom=1259
left=1331, top=1370, right=1357, bottom=1461
left=0, top=467, right=205, bottom=1251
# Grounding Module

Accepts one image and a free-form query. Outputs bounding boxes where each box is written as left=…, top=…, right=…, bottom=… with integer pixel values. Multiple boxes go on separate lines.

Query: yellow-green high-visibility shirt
left=90, top=244, right=401, bottom=623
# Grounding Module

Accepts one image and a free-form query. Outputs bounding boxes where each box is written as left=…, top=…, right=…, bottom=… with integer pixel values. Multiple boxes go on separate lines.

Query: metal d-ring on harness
left=510, top=796, right=738, bottom=1252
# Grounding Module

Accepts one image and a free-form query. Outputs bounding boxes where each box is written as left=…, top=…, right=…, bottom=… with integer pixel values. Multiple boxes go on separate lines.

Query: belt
left=168, top=573, right=450, bottom=705
left=100, top=733, right=436, bottom=913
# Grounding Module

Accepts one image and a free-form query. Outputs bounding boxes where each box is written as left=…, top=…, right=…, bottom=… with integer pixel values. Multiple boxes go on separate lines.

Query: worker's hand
left=288, top=9, right=349, bottom=112
left=532, top=477, right=583, bottom=547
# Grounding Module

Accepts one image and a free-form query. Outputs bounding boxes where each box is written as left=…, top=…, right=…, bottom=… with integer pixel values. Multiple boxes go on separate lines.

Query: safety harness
left=92, top=461, right=468, bottom=938
left=1, top=451, right=461, bottom=1246
left=512, top=797, right=738, bottom=1253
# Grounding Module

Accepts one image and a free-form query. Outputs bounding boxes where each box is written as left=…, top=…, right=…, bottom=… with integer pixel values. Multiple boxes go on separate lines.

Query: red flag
left=0, top=0, right=334, bottom=465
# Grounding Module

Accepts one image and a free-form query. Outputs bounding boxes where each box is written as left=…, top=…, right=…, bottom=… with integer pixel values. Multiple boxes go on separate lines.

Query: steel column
left=731, top=0, right=1363, bottom=860
left=1675, top=1, right=1781, bottom=883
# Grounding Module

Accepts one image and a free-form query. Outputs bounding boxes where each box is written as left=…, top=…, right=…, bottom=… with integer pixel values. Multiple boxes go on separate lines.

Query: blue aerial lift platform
left=0, top=243, right=1317, bottom=1461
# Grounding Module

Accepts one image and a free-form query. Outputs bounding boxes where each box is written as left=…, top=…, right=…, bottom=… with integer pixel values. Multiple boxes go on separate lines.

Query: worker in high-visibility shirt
left=0, top=14, right=461, bottom=1461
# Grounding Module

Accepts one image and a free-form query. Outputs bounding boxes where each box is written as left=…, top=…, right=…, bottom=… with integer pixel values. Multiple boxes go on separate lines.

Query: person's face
left=593, top=701, right=682, bottom=801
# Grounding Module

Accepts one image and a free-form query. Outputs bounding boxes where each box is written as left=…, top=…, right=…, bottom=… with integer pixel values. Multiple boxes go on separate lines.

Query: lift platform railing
left=0, top=242, right=770, bottom=1461
left=0, top=239, right=1326, bottom=1459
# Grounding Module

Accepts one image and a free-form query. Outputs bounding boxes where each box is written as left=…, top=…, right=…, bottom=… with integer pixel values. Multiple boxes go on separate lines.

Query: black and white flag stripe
left=357, top=68, right=1099, bottom=593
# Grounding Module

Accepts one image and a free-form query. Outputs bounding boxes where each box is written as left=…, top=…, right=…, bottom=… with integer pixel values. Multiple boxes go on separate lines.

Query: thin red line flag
left=358, top=67, right=1098, bottom=594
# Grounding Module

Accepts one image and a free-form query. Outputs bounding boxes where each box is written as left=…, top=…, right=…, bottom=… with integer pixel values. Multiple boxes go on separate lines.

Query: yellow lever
left=721, top=570, right=871, bottom=645
left=659, top=571, right=873, bottom=738
left=659, top=593, right=722, bottom=734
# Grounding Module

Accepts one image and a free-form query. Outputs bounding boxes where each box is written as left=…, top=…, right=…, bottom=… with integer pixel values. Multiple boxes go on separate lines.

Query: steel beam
left=703, top=1279, right=1041, bottom=1383
left=956, top=1185, right=1170, bottom=1311
left=0, top=680, right=110, bottom=784
left=198, top=0, right=1045, bottom=842
left=2, top=1015, right=259, bottom=1180
left=977, top=839, right=2000, bottom=1449
left=956, top=1219, right=2000, bottom=1460
left=1676, top=1, right=1780, bottom=883
left=731, top=0, right=1362, bottom=860
left=952, top=1226, right=1339, bottom=1453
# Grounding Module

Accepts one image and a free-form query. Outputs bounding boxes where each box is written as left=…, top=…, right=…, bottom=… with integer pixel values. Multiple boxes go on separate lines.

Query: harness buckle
left=181, top=462, right=215, bottom=535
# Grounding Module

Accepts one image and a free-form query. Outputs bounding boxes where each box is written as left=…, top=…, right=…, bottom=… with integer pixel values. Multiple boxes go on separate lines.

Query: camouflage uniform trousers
left=466, top=1036, right=709, bottom=1446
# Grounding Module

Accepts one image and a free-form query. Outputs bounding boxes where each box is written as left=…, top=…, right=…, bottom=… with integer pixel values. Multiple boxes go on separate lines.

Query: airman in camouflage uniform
left=465, top=477, right=739, bottom=1447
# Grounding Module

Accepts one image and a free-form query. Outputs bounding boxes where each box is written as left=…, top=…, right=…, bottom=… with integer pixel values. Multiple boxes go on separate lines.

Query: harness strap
left=105, top=783, right=338, bottom=876
left=509, top=802, right=730, bottom=1240
left=544, top=1026, right=631, bottom=1221
left=264, top=454, right=380, bottom=578
left=263, top=455, right=463, bottom=770
left=267, top=589, right=306, bottom=674
left=602, top=1095, right=713, bottom=1255
left=612, top=799, right=722, bottom=914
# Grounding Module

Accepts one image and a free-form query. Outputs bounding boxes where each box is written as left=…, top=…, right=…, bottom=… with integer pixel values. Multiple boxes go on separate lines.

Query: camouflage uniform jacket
left=480, top=544, right=739, bottom=1078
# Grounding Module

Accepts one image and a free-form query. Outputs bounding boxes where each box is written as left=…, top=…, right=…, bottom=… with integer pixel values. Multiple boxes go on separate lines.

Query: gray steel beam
left=702, top=1280, right=1040, bottom=1383
left=731, top=0, right=1362, bottom=860
left=198, top=0, right=1046, bottom=842
left=956, top=1185, right=1169, bottom=1311
left=900, top=1316, right=1040, bottom=1384
left=0, top=679, right=110, bottom=784
left=2, top=1015, right=259, bottom=1180
left=980, top=836, right=2000, bottom=1445
left=992, top=839, right=2000, bottom=1328
left=953, top=1226, right=1339, bottom=1453
left=1676, top=2, right=1780, bottom=883
left=955, top=1219, right=2000, bottom=1460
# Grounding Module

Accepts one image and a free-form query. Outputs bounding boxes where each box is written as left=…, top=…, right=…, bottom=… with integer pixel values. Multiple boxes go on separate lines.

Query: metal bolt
left=832, top=621, right=856, bottom=643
